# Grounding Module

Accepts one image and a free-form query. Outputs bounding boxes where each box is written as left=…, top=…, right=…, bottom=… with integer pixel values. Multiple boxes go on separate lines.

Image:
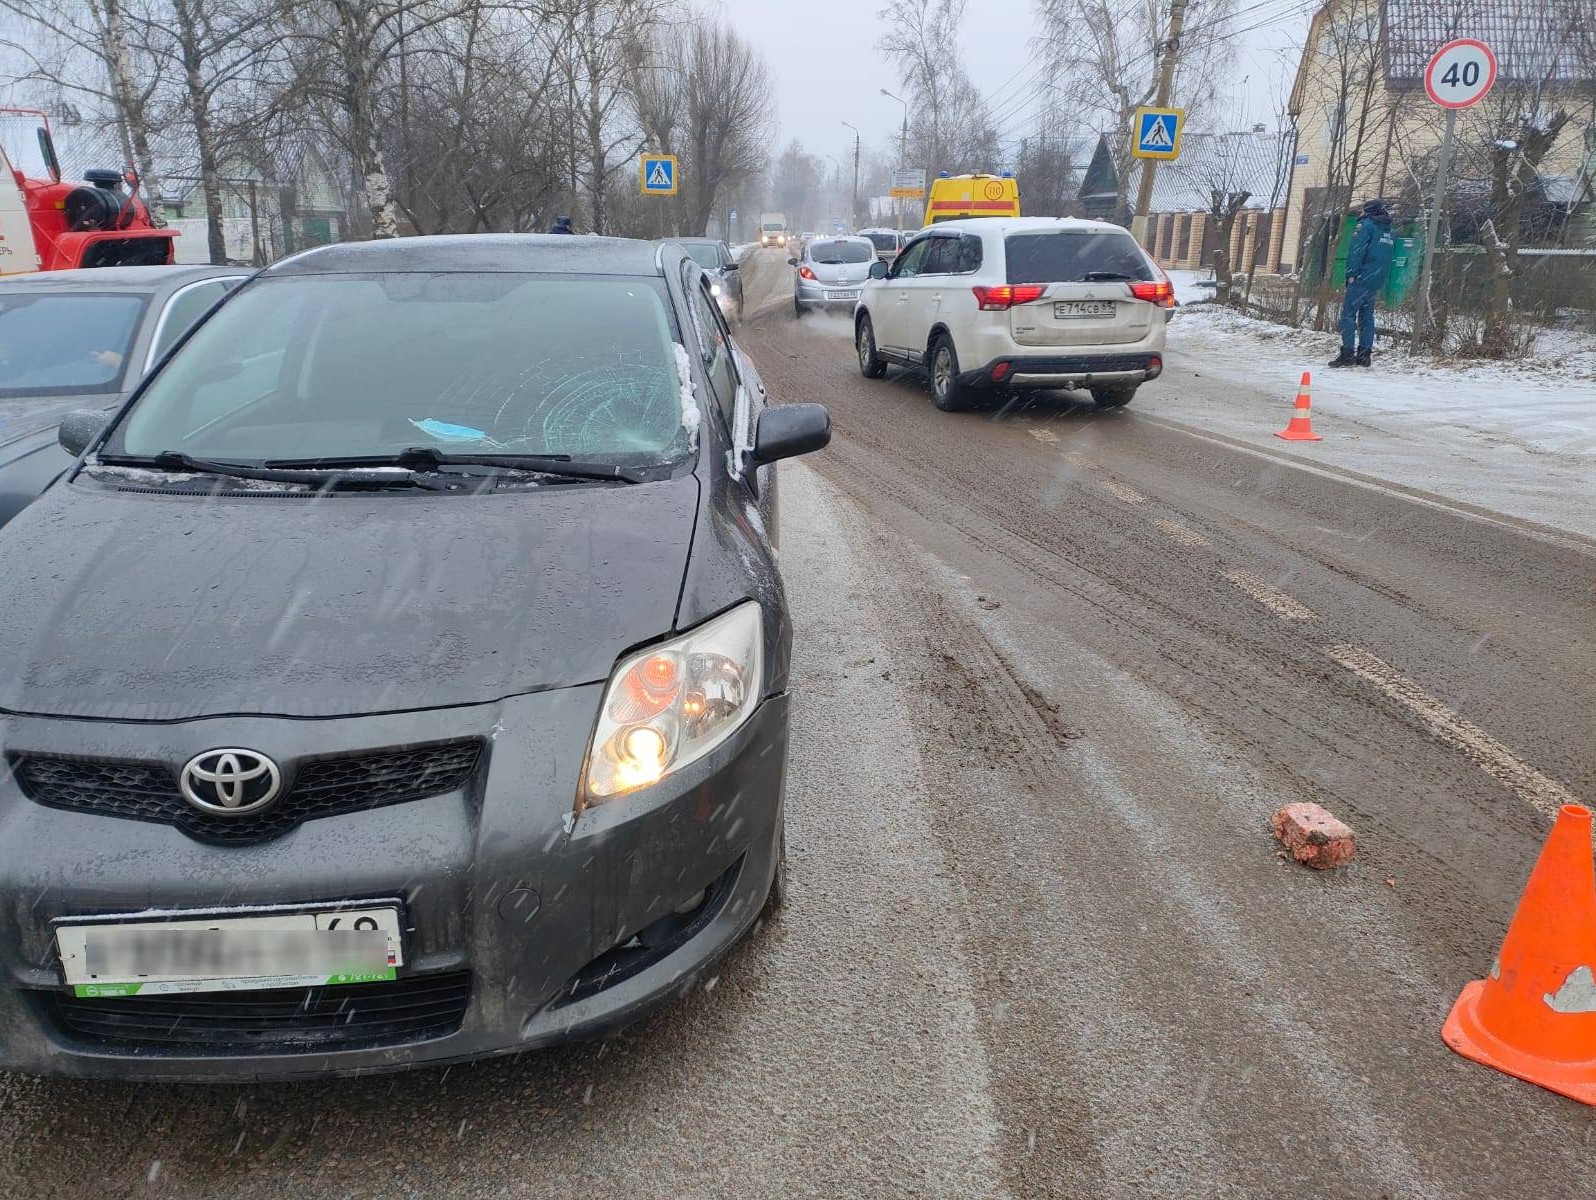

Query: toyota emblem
left=179, top=749, right=282, bottom=815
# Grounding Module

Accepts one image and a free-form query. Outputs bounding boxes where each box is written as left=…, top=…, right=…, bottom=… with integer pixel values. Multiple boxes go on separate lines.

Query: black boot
left=1328, top=347, right=1356, bottom=368
left=1354, top=348, right=1372, bottom=367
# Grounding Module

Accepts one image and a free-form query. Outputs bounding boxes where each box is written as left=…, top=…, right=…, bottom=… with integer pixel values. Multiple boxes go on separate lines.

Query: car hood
left=0, top=474, right=700, bottom=721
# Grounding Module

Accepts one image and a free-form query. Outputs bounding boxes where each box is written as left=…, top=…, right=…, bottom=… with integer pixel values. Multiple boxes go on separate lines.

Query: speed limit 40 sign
left=1424, top=39, right=1498, bottom=109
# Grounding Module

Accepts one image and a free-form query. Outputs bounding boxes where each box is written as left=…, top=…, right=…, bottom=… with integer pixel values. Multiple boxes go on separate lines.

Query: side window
left=691, top=284, right=738, bottom=432
left=891, top=239, right=931, bottom=279
left=148, top=279, right=239, bottom=366
left=922, top=238, right=961, bottom=275
left=957, top=235, right=984, bottom=274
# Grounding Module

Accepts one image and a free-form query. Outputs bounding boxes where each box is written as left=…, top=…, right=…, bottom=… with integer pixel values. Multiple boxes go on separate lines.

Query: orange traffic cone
left=1274, top=372, right=1323, bottom=441
left=1443, top=804, right=1596, bottom=1104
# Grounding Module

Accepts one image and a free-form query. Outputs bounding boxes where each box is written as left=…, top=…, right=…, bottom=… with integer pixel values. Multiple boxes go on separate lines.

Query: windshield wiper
left=1082, top=271, right=1137, bottom=282
left=264, top=446, right=651, bottom=484
left=94, top=451, right=449, bottom=490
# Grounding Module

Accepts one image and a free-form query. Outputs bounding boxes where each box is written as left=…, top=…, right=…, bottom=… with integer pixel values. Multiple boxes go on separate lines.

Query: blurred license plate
left=56, top=906, right=403, bottom=998
left=825, top=290, right=860, bottom=301
left=1054, top=300, right=1116, bottom=318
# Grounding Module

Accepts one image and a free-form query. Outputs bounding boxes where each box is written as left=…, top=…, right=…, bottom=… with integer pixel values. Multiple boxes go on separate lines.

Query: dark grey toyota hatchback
left=0, top=235, right=829, bottom=1080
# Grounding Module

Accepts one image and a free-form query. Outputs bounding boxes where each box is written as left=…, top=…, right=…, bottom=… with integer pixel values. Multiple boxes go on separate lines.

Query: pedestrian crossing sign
left=1132, top=107, right=1185, bottom=160
left=640, top=154, right=678, bottom=195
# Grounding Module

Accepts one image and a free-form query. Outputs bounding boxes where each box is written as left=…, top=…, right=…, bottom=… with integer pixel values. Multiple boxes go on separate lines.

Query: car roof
left=0, top=264, right=249, bottom=293
left=807, top=234, right=873, bottom=243
left=268, top=234, right=672, bottom=277
left=928, top=216, right=1131, bottom=237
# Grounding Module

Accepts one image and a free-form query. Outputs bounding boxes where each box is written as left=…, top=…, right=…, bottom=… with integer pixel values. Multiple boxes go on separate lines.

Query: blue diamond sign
left=640, top=154, right=678, bottom=196
left=1132, top=107, right=1184, bottom=160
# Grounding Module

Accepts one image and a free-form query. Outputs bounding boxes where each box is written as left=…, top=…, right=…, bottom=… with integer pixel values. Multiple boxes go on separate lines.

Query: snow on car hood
left=0, top=474, right=700, bottom=720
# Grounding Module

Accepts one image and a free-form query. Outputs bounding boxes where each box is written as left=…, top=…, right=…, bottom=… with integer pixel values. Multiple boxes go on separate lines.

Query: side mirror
left=753, top=404, right=830, bottom=464
left=724, top=261, right=740, bottom=272
left=58, top=409, right=112, bottom=457
left=786, top=257, right=798, bottom=267
left=868, top=260, right=889, bottom=280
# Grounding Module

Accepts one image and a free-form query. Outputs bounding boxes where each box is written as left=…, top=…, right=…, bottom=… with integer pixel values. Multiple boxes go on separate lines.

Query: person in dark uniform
left=1330, top=200, right=1395, bottom=368
left=548, top=215, right=575, bottom=235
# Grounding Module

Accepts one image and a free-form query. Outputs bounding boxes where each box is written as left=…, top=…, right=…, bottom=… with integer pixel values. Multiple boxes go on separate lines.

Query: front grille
left=45, top=972, right=471, bottom=1052
left=9, top=739, right=482, bottom=844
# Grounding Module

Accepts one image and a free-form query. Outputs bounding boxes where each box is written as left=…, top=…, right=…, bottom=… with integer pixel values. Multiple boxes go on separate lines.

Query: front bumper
left=961, top=352, right=1164, bottom=390
left=0, top=689, right=789, bottom=1081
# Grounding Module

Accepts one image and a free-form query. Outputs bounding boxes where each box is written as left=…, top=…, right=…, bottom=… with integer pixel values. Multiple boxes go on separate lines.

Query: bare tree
left=876, top=0, right=997, bottom=184
left=553, top=0, right=671, bottom=235
left=675, top=20, right=772, bottom=236
left=0, top=0, right=169, bottom=218
left=1038, top=0, right=1236, bottom=226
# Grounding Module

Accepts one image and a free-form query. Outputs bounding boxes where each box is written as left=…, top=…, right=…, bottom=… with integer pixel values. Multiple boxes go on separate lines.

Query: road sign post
left=1414, top=39, right=1497, bottom=348
left=890, top=167, right=925, bottom=228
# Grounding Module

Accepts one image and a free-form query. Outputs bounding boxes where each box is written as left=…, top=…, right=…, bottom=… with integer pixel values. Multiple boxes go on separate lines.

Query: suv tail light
left=1130, top=279, right=1176, bottom=308
left=798, top=265, right=816, bottom=281
left=972, top=284, right=1046, bottom=311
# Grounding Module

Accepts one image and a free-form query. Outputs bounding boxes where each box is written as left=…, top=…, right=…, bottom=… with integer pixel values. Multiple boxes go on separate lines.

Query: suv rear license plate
left=825, top=289, right=860, bottom=302
left=55, top=906, right=404, bottom=998
left=1054, top=300, right=1116, bottom=318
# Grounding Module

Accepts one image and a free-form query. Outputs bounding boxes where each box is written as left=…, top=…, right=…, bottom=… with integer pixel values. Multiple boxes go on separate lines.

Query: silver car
left=792, top=236, right=878, bottom=318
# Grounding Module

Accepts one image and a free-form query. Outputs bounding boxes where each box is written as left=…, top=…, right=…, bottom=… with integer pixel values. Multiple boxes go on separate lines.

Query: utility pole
left=1130, top=0, right=1189, bottom=244
left=843, top=121, right=862, bottom=232
left=882, top=88, right=909, bottom=233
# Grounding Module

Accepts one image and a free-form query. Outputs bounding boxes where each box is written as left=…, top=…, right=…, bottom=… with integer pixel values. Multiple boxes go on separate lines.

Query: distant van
left=925, top=174, right=1021, bottom=224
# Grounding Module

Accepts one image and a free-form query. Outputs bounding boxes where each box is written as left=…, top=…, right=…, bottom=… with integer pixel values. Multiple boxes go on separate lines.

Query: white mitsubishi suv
left=853, top=217, right=1174, bottom=411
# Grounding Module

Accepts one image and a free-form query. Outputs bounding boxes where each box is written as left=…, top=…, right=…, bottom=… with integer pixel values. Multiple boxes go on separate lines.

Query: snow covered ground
left=1145, top=272, right=1596, bottom=540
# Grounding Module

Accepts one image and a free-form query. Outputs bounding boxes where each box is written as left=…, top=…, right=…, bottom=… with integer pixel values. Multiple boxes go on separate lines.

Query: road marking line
left=1223, top=570, right=1318, bottom=621
left=1029, top=428, right=1061, bottom=444
left=1102, top=480, right=1146, bottom=504
left=1063, top=451, right=1099, bottom=472
left=1153, top=518, right=1211, bottom=548
left=1327, top=645, right=1580, bottom=820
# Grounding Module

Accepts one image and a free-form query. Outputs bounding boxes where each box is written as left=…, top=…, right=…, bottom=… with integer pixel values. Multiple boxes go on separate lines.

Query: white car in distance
left=852, top=217, right=1174, bottom=412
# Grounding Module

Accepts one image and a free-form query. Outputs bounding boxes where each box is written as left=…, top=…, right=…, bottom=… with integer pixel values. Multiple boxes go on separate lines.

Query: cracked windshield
left=0, top=0, right=1590, bottom=1197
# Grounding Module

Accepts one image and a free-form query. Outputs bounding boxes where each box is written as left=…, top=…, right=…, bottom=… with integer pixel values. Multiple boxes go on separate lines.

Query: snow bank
left=1167, top=303, right=1596, bottom=459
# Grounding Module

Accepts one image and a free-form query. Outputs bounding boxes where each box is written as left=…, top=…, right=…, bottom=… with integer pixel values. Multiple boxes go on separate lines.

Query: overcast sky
left=704, top=0, right=1316, bottom=163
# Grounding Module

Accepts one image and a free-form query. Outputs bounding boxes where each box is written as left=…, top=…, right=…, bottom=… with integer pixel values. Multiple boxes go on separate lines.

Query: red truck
left=0, top=107, right=176, bottom=275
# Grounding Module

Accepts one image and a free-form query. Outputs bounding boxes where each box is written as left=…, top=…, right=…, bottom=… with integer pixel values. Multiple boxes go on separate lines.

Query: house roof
left=1381, top=0, right=1591, bottom=87
left=1129, top=132, right=1296, bottom=214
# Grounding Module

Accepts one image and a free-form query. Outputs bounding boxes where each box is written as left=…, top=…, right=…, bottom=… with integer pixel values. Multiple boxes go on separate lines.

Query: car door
left=908, top=234, right=963, bottom=349
left=875, top=237, right=931, bottom=357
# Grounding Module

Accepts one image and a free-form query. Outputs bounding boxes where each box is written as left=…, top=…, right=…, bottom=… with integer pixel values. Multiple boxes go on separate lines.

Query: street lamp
left=842, top=121, right=862, bottom=232
left=881, top=89, right=909, bottom=232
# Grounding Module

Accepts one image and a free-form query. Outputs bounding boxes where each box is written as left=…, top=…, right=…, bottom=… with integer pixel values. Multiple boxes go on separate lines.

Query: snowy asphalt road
left=1, top=249, right=1593, bottom=1197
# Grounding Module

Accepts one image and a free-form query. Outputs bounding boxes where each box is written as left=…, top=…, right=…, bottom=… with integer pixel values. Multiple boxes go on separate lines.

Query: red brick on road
left=1272, top=802, right=1357, bottom=869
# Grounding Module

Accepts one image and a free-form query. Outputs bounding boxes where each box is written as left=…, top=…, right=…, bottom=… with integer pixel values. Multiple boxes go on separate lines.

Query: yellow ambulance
left=924, top=173, right=1022, bottom=224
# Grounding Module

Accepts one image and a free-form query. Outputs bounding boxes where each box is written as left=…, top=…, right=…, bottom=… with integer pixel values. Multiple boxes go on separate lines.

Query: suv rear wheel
left=1091, top=383, right=1137, bottom=409
left=856, top=313, right=887, bottom=378
left=929, top=334, right=973, bottom=412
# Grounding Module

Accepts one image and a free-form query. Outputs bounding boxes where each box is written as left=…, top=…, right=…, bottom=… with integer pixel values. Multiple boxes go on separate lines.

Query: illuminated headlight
left=582, top=603, right=764, bottom=803
left=710, top=282, right=723, bottom=297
